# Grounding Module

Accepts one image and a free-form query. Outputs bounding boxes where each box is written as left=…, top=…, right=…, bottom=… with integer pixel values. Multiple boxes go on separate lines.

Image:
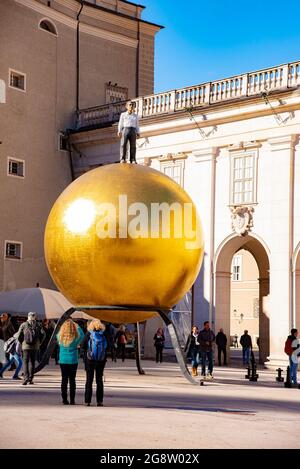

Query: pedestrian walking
left=199, top=321, right=215, bottom=379
left=240, top=330, right=252, bottom=366
left=216, top=328, right=227, bottom=366
left=153, top=327, right=165, bottom=364
left=0, top=333, right=23, bottom=379
left=82, top=319, right=107, bottom=407
left=185, top=325, right=200, bottom=376
left=0, top=313, right=15, bottom=368
left=57, top=319, right=84, bottom=405
left=17, top=312, right=46, bottom=385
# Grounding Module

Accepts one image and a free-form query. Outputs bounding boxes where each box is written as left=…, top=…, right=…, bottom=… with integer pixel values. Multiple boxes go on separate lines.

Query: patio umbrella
left=0, top=287, right=92, bottom=320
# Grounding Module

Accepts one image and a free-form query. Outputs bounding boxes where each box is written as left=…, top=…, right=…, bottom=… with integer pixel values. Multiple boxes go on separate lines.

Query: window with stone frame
left=39, top=19, right=57, bottom=36
left=5, top=241, right=22, bottom=260
left=9, top=69, right=26, bottom=92
left=232, top=255, right=242, bottom=281
left=231, top=151, right=257, bottom=205
left=8, top=157, right=25, bottom=178
left=161, top=160, right=184, bottom=187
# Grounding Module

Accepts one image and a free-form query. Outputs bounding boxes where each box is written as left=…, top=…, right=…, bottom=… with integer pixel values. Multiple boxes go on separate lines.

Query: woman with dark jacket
left=185, top=325, right=200, bottom=376
left=81, top=319, right=107, bottom=407
left=153, top=328, right=165, bottom=363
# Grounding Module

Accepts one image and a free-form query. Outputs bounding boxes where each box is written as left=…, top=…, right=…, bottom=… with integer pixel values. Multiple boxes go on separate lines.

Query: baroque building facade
left=70, top=61, right=300, bottom=367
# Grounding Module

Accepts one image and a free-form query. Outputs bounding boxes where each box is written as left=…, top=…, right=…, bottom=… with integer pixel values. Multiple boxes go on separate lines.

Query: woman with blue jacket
left=57, top=319, right=84, bottom=405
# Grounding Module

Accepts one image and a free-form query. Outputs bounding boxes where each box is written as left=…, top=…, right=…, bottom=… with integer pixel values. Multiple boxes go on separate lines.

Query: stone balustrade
left=76, top=61, right=300, bottom=129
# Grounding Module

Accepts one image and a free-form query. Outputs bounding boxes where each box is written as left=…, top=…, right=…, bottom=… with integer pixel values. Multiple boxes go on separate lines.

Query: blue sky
left=143, top=0, right=300, bottom=93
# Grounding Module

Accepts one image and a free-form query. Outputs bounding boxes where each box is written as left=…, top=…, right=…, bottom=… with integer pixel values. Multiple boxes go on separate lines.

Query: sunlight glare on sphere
left=63, top=198, right=96, bottom=234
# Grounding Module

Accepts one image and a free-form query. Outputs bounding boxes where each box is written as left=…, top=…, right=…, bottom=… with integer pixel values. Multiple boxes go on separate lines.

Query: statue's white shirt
left=118, top=112, right=140, bottom=134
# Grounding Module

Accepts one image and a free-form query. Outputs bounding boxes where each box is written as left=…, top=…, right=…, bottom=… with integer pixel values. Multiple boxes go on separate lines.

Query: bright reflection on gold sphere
left=44, top=164, right=204, bottom=323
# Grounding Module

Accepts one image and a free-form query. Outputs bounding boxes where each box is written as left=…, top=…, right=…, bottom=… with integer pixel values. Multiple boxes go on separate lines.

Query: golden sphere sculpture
left=44, top=164, right=204, bottom=323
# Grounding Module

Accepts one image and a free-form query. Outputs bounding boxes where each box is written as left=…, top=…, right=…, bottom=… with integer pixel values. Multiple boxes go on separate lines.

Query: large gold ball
left=44, top=164, right=204, bottom=323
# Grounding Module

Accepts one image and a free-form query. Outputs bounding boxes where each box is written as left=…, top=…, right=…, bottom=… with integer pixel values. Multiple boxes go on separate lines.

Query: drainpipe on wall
left=290, top=136, right=296, bottom=327
left=66, top=131, right=75, bottom=181
left=76, top=1, right=84, bottom=117
left=136, top=18, right=140, bottom=97
left=209, top=149, right=217, bottom=330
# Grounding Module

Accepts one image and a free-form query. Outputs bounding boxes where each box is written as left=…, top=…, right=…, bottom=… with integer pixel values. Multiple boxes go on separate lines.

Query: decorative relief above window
left=231, top=205, right=254, bottom=237
left=105, top=83, right=128, bottom=103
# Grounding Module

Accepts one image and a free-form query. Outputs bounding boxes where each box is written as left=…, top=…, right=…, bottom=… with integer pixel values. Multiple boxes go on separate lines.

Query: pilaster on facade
left=267, top=134, right=298, bottom=151
left=0, top=80, right=6, bottom=104
left=192, top=146, right=218, bottom=163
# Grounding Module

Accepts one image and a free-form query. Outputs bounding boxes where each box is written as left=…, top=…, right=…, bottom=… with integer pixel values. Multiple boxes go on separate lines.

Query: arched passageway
left=214, top=234, right=270, bottom=364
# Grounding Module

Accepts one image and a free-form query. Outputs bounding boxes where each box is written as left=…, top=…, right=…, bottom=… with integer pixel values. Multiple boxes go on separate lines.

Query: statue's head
left=126, top=101, right=135, bottom=114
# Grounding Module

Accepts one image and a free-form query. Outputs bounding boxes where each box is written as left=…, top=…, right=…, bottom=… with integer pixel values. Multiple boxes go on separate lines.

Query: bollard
left=249, top=351, right=259, bottom=382
left=276, top=368, right=284, bottom=382
left=284, top=366, right=292, bottom=388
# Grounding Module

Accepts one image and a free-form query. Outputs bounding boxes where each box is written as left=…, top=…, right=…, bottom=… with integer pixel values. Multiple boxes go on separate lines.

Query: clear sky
left=143, top=0, right=300, bottom=93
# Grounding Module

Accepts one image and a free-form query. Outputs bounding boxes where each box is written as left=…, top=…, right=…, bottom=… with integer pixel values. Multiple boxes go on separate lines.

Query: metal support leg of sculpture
left=135, top=322, right=145, bottom=375
left=158, top=309, right=198, bottom=385
left=35, top=307, right=76, bottom=373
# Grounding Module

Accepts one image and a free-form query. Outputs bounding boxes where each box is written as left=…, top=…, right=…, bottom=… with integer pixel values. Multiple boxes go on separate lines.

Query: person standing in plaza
left=118, top=101, right=140, bottom=164
left=57, top=319, right=84, bottom=405
left=290, top=331, right=300, bottom=385
left=105, top=322, right=117, bottom=362
left=185, top=325, right=200, bottom=376
left=216, top=328, right=227, bottom=366
left=115, top=324, right=127, bottom=362
left=39, top=319, right=54, bottom=363
left=153, top=327, right=165, bottom=364
left=285, top=328, right=299, bottom=384
left=199, top=321, right=215, bottom=379
left=82, top=319, right=107, bottom=407
left=17, top=312, right=45, bottom=385
left=240, top=330, right=252, bottom=366
left=233, top=334, right=239, bottom=348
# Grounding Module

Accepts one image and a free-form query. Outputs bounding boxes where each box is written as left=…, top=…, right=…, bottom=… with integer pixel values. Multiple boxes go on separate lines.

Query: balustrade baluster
left=75, top=60, right=299, bottom=128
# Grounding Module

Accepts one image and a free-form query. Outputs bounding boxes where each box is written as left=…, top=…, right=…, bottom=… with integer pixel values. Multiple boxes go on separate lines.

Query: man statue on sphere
left=118, top=101, right=140, bottom=164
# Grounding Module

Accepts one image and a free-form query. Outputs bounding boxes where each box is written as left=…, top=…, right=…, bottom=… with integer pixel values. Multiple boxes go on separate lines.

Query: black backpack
left=4, top=336, right=17, bottom=354
left=24, top=324, right=37, bottom=345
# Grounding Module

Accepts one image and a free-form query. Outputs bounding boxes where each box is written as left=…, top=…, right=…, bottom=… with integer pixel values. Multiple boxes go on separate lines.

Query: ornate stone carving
left=158, top=152, right=188, bottom=161
left=231, top=206, right=254, bottom=236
